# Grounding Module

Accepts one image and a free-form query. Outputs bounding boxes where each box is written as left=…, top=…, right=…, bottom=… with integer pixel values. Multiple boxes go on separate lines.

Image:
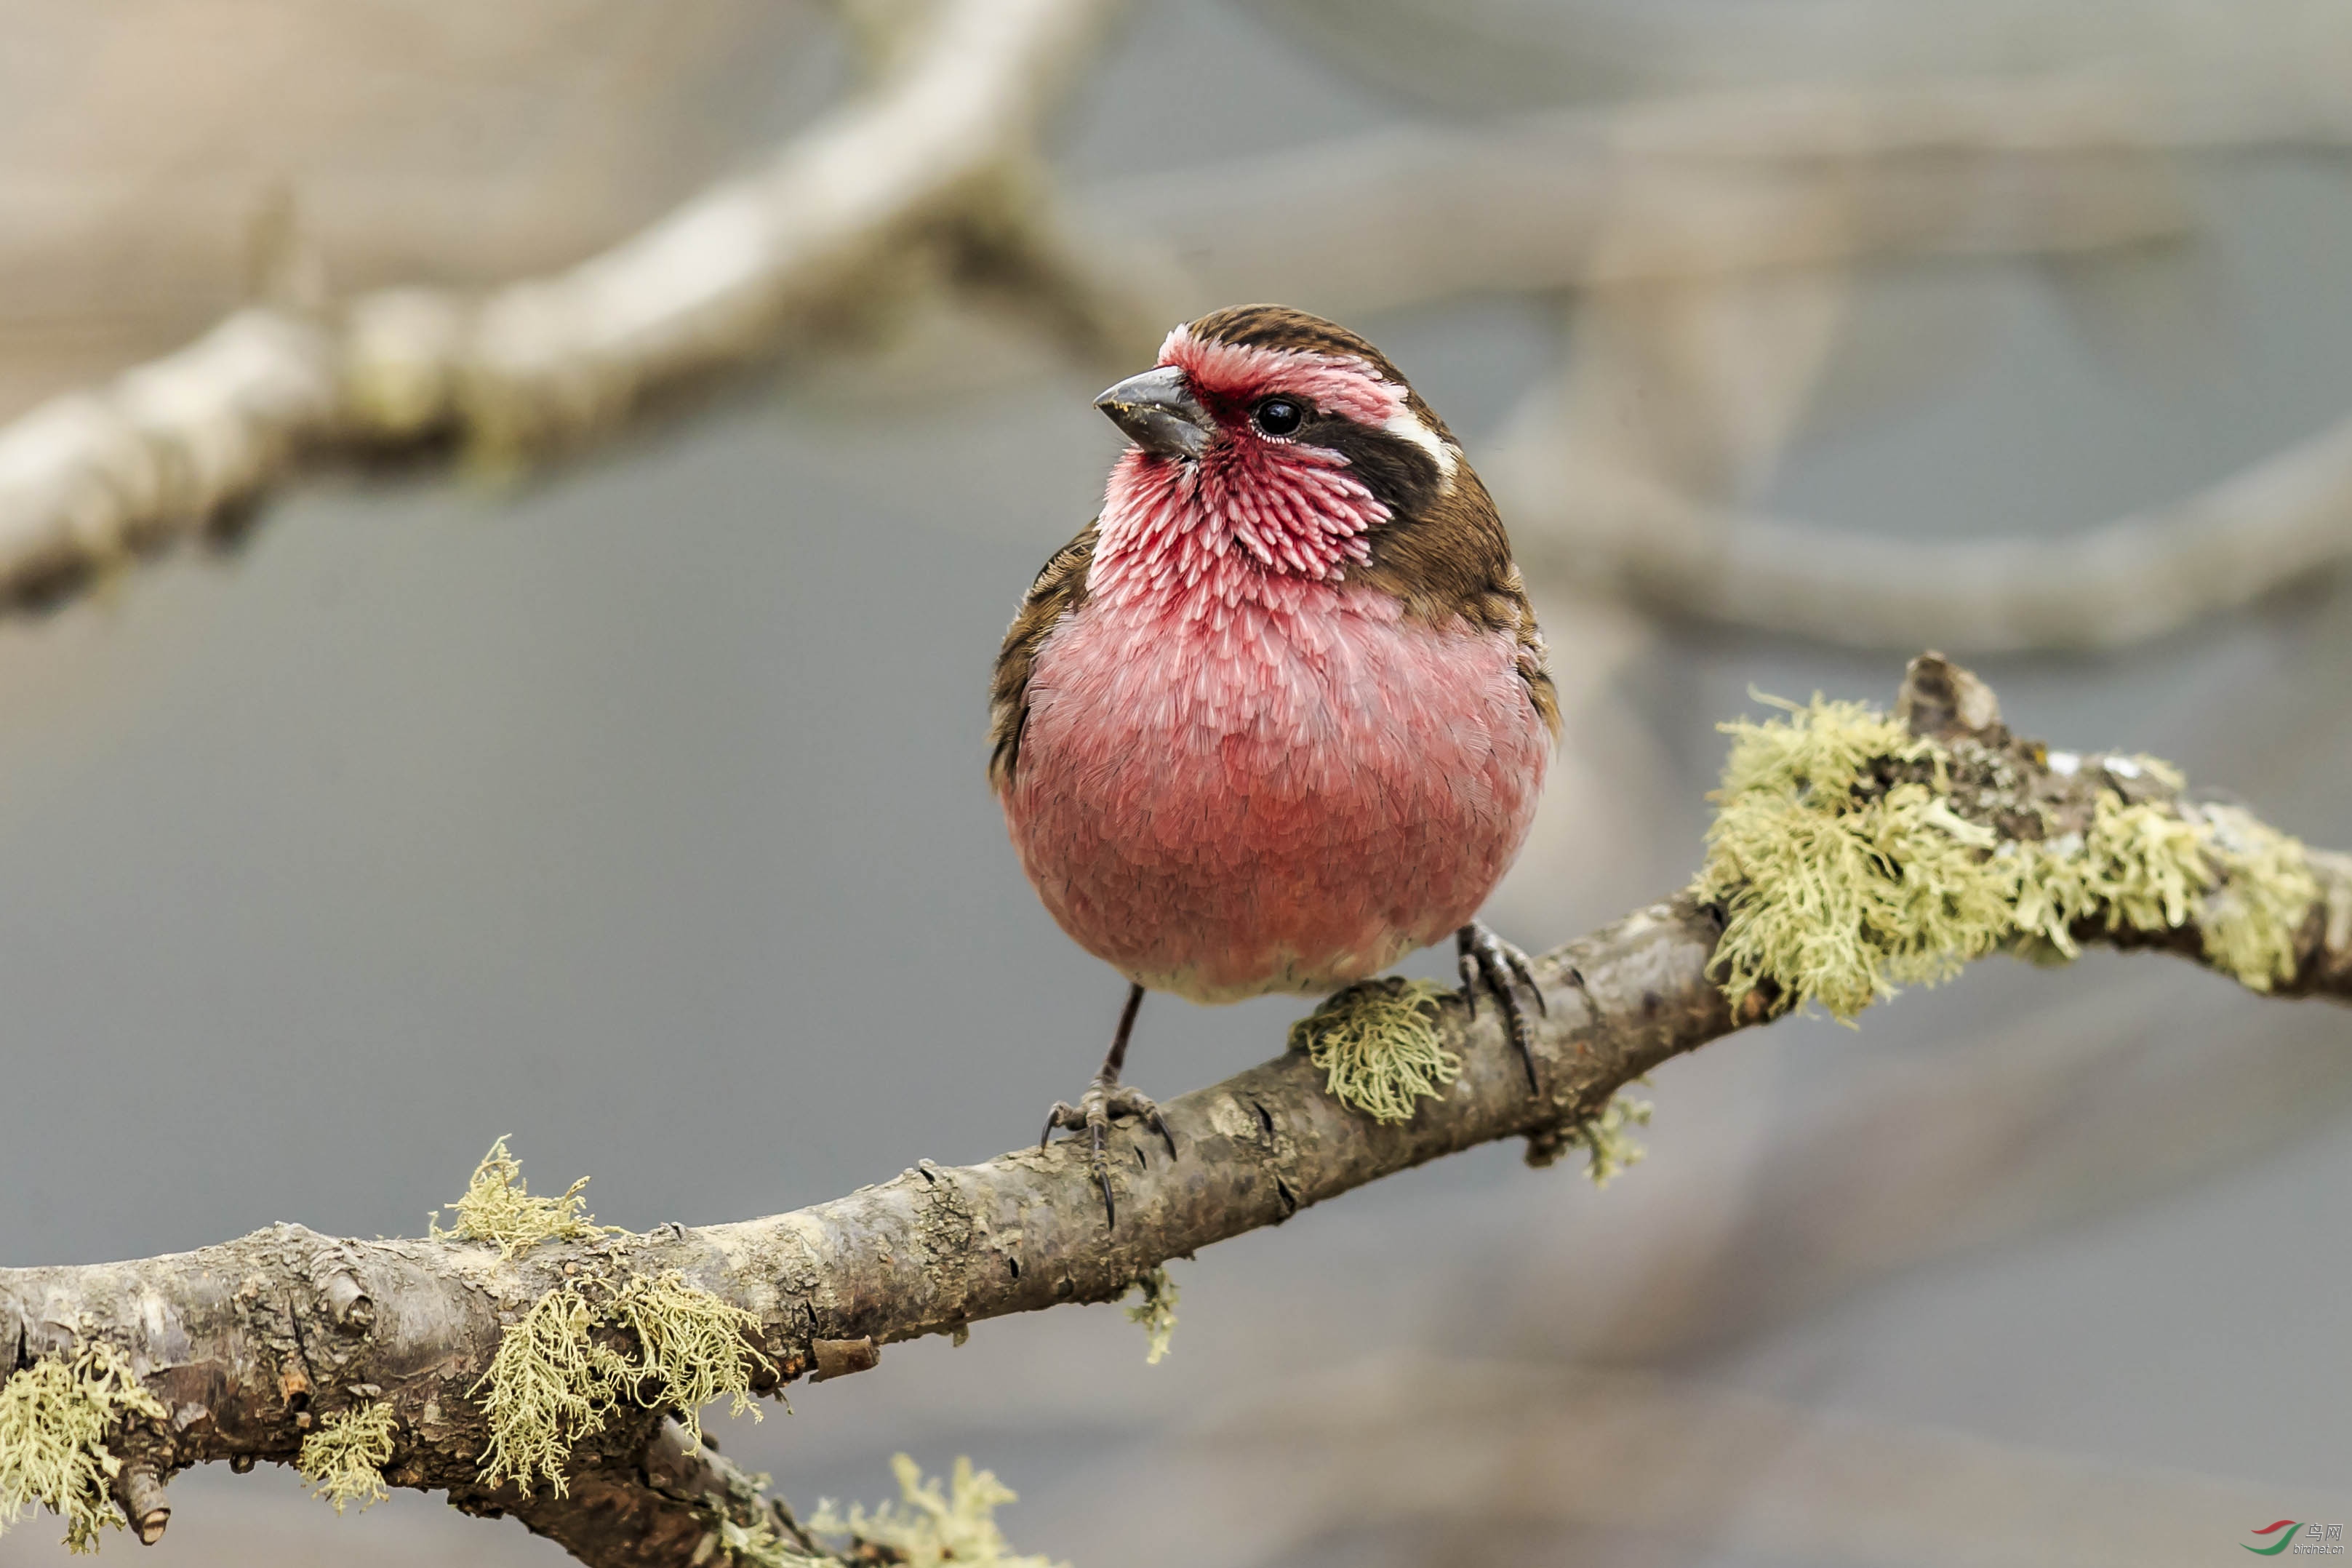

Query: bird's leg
left=1040, top=983, right=1177, bottom=1226
left=1457, top=921, right=1548, bottom=1095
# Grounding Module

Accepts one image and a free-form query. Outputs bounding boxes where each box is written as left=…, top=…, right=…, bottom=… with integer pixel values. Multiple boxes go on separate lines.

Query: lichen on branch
left=1696, top=679, right=2322, bottom=1020
left=1697, top=694, right=2010, bottom=1017
left=474, top=1271, right=772, bottom=1497
left=1288, top=977, right=1461, bottom=1121
left=0, top=1343, right=169, bottom=1552
left=431, top=1136, right=613, bottom=1257
left=1538, top=1088, right=1655, bottom=1186
left=2197, top=803, right=2324, bottom=990
left=298, top=1401, right=398, bottom=1515
left=806, top=1455, right=1065, bottom=1568
left=1123, top=1266, right=1179, bottom=1365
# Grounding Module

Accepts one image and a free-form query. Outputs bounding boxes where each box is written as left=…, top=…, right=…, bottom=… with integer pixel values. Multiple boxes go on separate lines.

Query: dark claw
left=1457, top=921, right=1545, bottom=1095
left=1043, top=983, right=1161, bottom=1229
left=1505, top=944, right=1548, bottom=1017
left=1504, top=1003, right=1539, bottom=1095
left=1090, top=1119, right=1114, bottom=1226
left=1040, top=1078, right=1170, bottom=1229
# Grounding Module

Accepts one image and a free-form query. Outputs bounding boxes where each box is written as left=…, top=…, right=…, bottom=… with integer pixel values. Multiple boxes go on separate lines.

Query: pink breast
left=1001, top=582, right=1548, bottom=1003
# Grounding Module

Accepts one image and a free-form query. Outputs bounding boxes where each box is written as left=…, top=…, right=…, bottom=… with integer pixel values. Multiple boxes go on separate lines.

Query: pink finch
left=991, top=305, right=1558, bottom=1221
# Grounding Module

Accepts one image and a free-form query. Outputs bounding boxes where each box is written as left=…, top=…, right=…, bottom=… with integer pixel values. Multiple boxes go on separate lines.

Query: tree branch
left=0, top=0, right=1124, bottom=611
left=501, top=1417, right=830, bottom=1568
left=13, top=51, right=2352, bottom=652
left=1102, top=81, right=2204, bottom=319
left=1493, top=382, right=2352, bottom=655
left=2, top=654, right=2347, bottom=1565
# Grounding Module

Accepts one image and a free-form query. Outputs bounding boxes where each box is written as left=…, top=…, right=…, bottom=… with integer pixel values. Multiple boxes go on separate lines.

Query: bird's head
left=1091, top=305, right=1463, bottom=596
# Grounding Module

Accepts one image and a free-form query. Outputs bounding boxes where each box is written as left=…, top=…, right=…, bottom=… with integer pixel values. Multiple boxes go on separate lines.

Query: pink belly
left=1001, top=583, right=1548, bottom=1002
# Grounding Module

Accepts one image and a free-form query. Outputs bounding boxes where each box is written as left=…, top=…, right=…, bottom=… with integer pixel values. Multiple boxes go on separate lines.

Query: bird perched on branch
left=991, top=305, right=1558, bottom=1220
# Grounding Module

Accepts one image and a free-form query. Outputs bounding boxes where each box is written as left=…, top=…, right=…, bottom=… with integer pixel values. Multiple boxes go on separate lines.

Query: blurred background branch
left=0, top=0, right=1137, bottom=607
left=6, top=2, right=2352, bottom=648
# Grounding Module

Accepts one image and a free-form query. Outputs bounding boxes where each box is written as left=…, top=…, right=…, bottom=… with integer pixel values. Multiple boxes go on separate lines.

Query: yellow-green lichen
left=1698, top=692, right=2319, bottom=1016
left=2003, top=794, right=2210, bottom=959
left=1553, top=1089, right=1655, bottom=1188
left=431, top=1136, right=613, bottom=1257
left=473, top=1273, right=771, bottom=1497
left=1123, top=1267, right=1179, bottom=1366
left=606, top=1273, right=772, bottom=1445
left=297, top=1401, right=397, bottom=1515
left=1697, top=695, right=2012, bottom=1020
left=1289, top=977, right=1460, bottom=1122
left=807, top=1455, right=1065, bottom=1568
left=0, top=1343, right=169, bottom=1553
left=701, top=1513, right=830, bottom=1567
left=2200, top=804, right=2322, bottom=991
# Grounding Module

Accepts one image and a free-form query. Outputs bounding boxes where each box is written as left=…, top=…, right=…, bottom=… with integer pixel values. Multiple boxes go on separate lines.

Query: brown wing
left=1355, top=464, right=1561, bottom=739
left=988, top=520, right=1098, bottom=792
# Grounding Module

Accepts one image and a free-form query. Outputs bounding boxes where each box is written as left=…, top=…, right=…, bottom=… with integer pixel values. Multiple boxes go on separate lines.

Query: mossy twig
left=1697, top=695, right=2012, bottom=1018
left=1697, top=687, right=2324, bottom=1018
left=0, top=1343, right=169, bottom=1552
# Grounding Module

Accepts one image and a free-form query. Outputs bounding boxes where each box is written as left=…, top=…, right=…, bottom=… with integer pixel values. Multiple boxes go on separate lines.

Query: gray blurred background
left=5, top=1, right=2352, bottom=1563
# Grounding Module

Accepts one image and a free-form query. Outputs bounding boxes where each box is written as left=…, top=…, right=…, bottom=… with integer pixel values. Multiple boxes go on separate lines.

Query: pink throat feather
left=1087, top=327, right=1408, bottom=612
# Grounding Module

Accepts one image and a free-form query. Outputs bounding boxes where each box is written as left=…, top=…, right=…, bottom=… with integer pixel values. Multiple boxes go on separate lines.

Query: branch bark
left=3, top=655, right=2348, bottom=1565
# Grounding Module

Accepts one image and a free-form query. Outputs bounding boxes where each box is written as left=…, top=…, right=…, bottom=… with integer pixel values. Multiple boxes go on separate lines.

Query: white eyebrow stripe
left=1382, top=404, right=1458, bottom=484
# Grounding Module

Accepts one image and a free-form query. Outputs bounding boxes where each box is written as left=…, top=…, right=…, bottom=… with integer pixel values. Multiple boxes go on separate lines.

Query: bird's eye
left=1253, top=397, right=1304, bottom=437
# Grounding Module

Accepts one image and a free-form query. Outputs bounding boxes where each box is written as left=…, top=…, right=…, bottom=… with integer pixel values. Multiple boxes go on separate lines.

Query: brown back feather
left=988, top=519, right=1097, bottom=791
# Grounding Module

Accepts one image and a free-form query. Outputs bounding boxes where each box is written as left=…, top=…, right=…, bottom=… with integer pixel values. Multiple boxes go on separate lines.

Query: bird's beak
left=1095, top=366, right=1212, bottom=459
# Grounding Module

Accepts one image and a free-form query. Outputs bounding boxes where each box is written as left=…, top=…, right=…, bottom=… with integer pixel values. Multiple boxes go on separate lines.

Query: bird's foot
left=1041, top=1075, right=1177, bottom=1228
left=1457, top=921, right=1548, bottom=1094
